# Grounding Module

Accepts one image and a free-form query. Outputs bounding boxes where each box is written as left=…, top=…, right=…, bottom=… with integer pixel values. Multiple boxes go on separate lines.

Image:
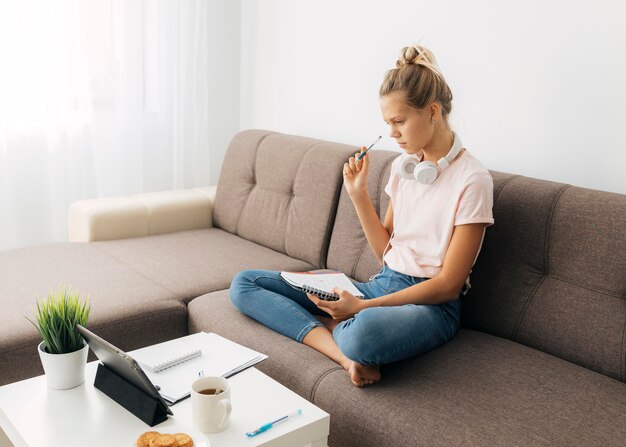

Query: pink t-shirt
left=383, top=149, right=494, bottom=279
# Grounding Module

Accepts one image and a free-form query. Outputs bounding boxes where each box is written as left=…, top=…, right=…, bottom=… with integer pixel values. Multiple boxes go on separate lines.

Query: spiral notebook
left=132, top=339, right=201, bottom=373
left=280, top=270, right=364, bottom=301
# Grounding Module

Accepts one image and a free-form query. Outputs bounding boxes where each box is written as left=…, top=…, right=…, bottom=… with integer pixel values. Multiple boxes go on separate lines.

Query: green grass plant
left=28, top=287, right=90, bottom=354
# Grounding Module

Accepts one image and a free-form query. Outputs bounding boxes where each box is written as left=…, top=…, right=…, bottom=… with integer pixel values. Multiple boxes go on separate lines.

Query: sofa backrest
left=463, top=174, right=626, bottom=383
left=327, top=150, right=626, bottom=383
left=213, top=130, right=356, bottom=268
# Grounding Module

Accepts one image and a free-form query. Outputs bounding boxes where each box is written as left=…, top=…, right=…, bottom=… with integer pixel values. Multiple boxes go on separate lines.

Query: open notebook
left=130, top=332, right=267, bottom=404
left=280, top=270, right=364, bottom=301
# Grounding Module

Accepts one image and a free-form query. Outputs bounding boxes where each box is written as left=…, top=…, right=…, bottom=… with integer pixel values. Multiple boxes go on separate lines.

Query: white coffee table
left=0, top=362, right=329, bottom=447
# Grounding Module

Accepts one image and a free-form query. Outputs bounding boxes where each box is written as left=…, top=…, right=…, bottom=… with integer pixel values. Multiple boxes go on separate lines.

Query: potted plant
left=28, top=287, right=90, bottom=390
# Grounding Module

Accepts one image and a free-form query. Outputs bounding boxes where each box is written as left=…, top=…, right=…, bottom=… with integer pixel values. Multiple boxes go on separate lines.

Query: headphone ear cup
left=398, top=155, right=420, bottom=180
left=413, top=161, right=438, bottom=184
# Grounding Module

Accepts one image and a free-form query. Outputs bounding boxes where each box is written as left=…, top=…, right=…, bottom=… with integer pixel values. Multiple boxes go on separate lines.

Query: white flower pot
left=37, top=341, right=89, bottom=390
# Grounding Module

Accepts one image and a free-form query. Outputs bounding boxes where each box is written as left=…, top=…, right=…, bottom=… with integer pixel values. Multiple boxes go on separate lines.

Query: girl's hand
left=307, top=288, right=365, bottom=321
left=343, top=147, right=369, bottom=198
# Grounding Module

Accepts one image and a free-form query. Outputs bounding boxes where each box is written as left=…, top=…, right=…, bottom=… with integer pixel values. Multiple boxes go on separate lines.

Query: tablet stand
left=94, top=363, right=169, bottom=426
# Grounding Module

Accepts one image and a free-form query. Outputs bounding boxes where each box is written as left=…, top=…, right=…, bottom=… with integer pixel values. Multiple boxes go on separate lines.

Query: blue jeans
left=229, top=266, right=461, bottom=366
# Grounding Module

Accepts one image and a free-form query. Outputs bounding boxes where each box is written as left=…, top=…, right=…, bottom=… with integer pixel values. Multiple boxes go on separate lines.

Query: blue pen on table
left=245, top=409, right=303, bottom=438
left=355, top=135, right=382, bottom=163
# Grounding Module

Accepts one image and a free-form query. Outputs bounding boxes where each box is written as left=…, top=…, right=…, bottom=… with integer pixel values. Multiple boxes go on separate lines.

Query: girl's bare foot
left=348, top=361, right=381, bottom=387
left=302, top=327, right=379, bottom=387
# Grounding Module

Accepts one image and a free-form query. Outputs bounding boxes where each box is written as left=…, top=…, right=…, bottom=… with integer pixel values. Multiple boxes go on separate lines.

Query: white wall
left=239, top=0, right=626, bottom=194
left=208, top=0, right=241, bottom=183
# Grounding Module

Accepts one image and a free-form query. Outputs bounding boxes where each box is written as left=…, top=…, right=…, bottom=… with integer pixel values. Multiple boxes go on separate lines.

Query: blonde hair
left=379, top=45, right=453, bottom=117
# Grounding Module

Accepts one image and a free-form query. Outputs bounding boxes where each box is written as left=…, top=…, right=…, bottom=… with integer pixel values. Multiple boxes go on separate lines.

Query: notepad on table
left=280, top=270, right=364, bottom=301
left=132, top=338, right=201, bottom=373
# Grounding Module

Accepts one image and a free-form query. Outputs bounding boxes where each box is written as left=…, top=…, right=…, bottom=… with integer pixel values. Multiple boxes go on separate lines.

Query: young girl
left=230, top=44, right=493, bottom=387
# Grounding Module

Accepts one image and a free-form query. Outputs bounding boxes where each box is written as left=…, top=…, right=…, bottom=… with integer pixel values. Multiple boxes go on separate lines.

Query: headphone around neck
left=398, top=131, right=463, bottom=184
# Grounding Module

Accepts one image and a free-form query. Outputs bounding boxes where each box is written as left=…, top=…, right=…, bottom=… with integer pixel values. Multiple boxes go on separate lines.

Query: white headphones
left=398, top=131, right=463, bottom=184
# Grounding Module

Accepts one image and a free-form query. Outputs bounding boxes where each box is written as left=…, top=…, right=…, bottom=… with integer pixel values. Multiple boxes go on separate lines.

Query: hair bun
left=396, top=44, right=443, bottom=76
left=396, top=46, right=422, bottom=67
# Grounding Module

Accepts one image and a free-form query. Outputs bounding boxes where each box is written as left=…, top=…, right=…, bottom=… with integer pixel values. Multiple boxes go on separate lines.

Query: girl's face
left=380, top=92, right=434, bottom=155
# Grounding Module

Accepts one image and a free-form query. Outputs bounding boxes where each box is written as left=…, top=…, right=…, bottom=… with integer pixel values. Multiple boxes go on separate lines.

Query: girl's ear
left=429, top=102, right=441, bottom=121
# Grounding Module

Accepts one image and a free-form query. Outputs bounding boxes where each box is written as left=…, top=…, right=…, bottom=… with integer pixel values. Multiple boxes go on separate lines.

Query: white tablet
left=76, top=324, right=173, bottom=415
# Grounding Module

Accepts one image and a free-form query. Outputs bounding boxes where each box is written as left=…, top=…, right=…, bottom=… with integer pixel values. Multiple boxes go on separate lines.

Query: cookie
left=149, top=434, right=177, bottom=447
left=136, top=431, right=160, bottom=447
left=174, top=433, right=194, bottom=447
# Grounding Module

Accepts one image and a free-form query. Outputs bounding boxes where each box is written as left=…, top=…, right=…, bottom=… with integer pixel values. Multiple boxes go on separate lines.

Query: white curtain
left=0, top=0, right=212, bottom=250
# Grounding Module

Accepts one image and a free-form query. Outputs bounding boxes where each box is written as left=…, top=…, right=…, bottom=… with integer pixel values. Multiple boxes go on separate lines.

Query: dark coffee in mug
left=199, top=388, right=222, bottom=395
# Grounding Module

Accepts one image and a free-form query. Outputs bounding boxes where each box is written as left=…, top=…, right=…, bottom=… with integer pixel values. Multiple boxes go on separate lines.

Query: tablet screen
left=76, top=324, right=173, bottom=415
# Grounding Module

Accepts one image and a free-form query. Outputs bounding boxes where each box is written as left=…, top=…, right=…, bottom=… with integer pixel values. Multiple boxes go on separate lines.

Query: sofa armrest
left=68, top=186, right=217, bottom=242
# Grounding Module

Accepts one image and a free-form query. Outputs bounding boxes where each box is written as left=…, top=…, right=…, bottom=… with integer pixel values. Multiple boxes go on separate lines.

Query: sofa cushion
left=187, top=290, right=343, bottom=401
left=95, top=228, right=315, bottom=301
left=213, top=129, right=357, bottom=268
left=313, top=329, right=626, bottom=447
left=463, top=175, right=626, bottom=382
left=0, top=243, right=187, bottom=385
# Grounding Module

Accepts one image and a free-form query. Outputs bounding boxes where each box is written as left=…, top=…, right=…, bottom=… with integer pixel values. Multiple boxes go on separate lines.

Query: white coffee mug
left=191, top=376, right=232, bottom=433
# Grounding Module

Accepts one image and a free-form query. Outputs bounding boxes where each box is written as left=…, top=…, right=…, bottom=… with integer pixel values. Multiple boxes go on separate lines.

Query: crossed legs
left=230, top=269, right=459, bottom=387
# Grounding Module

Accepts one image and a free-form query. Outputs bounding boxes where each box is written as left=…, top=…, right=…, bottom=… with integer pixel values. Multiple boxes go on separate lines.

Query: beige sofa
left=1, top=129, right=625, bottom=446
